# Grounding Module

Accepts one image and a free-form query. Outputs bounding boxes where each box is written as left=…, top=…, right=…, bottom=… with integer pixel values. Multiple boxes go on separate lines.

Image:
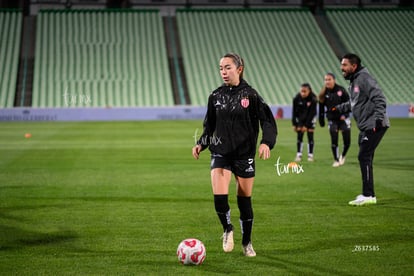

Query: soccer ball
left=176, top=238, right=206, bottom=265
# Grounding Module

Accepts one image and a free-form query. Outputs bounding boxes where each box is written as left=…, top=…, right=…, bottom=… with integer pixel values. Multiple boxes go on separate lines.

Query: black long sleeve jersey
left=319, top=84, right=350, bottom=121
left=197, top=79, right=277, bottom=159
left=292, top=92, right=317, bottom=127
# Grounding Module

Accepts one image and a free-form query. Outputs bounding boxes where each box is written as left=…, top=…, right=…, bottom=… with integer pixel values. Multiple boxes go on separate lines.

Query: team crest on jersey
left=337, top=90, right=343, bottom=97
left=241, top=97, right=249, bottom=108
left=353, top=86, right=360, bottom=93
left=307, top=101, right=311, bottom=107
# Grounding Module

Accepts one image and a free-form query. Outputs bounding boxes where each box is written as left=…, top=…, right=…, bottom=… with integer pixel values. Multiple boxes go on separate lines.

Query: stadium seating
left=0, top=10, right=22, bottom=108
left=11, top=8, right=414, bottom=109
left=326, top=9, right=414, bottom=104
left=176, top=9, right=341, bottom=106
left=32, top=10, right=174, bottom=107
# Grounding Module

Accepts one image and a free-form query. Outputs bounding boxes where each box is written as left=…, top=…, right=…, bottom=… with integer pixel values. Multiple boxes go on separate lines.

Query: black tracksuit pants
left=358, top=127, right=387, bottom=197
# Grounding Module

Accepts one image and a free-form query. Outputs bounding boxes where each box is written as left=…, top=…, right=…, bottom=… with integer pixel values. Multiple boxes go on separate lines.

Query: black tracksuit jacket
left=292, top=92, right=317, bottom=128
left=197, top=79, right=277, bottom=159
left=319, top=84, right=350, bottom=122
left=336, top=67, right=390, bottom=131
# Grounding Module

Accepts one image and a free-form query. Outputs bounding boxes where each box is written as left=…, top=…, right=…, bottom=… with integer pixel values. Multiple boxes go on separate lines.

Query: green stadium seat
left=177, top=9, right=341, bottom=106
left=32, top=10, right=174, bottom=107
left=0, top=10, right=22, bottom=108
left=326, top=9, right=414, bottom=104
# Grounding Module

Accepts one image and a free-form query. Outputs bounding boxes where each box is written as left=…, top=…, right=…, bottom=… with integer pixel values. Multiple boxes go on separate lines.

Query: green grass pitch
left=0, top=119, right=413, bottom=275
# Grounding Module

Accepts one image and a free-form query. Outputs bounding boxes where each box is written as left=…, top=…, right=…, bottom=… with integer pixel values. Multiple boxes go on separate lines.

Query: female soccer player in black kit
left=292, top=83, right=317, bottom=162
left=319, top=73, right=351, bottom=167
left=192, top=53, right=277, bottom=257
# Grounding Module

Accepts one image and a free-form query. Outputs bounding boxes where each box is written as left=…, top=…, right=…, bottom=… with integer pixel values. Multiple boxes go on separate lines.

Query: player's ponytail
left=319, top=88, right=326, bottom=103
left=319, top=73, right=336, bottom=103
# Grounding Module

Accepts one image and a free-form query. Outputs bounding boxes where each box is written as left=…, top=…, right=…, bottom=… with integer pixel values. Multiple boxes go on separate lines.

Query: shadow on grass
left=256, top=253, right=353, bottom=276
left=29, top=196, right=213, bottom=204
left=255, top=231, right=414, bottom=275
left=375, top=198, right=414, bottom=210
left=0, top=224, right=77, bottom=251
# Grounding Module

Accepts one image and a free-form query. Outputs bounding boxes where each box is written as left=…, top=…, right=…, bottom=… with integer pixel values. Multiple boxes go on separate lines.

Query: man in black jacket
left=337, top=53, right=390, bottom=206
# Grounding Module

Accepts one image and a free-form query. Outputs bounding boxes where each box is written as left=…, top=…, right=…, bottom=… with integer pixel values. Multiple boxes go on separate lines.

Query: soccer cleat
left=295, top=155, right=302, bottom=162
left=332, top=161, right=341, bottom=167
left=242, top=242, right=256, bottom=257
left=222, top=230, right=234, bottom=252
left=348, top=195, right=377, bottom=206
left=307, top=156, right=314, bottom=162
left=339, top=155, right=346, bottom=166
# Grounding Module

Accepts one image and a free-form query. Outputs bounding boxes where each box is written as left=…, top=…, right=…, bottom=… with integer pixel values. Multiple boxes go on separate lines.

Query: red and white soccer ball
left=176, top=238, right=206, bottom=265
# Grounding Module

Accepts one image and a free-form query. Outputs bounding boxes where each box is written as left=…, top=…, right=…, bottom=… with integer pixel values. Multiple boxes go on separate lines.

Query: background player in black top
left=192, top=53, right=277, bottom=257
left=319, top=73, right=351, bottom=167
left=292, top=83, right=317, bottom=162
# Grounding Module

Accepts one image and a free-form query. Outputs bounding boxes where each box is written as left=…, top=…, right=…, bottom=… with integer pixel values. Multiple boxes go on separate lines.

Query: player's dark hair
left=301, top=83, right=313, bottom=93
left=326, top=72, right=336, bottom=79
left=223, top=52, right=244, bottom=80
left=342, top=53, right=361, bottom=67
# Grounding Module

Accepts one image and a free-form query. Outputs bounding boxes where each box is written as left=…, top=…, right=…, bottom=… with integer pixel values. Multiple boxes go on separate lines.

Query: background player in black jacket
left=292, top=83, right=317, bottom=162
left=192, top=53, right=277, bottom=257
left=319, top=73, right=351, bottom=167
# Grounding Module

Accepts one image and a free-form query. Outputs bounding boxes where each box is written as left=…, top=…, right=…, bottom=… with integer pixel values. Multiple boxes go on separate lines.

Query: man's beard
left=343, top=71, right=352, bottom=80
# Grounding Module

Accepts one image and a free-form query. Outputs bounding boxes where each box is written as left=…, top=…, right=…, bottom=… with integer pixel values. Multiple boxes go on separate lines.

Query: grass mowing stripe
left=0, top=119, right=413, bottom=275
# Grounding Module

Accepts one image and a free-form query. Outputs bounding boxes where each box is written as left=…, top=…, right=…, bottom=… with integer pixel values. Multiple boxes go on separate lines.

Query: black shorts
left=296, top=117, right=316, bottom=130
left=328, top=118, right=351, bottom=132
left=210, top=153, right=255, bottom=178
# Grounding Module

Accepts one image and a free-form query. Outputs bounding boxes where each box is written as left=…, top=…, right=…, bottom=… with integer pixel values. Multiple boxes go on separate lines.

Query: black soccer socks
left=237, top=196, right=253, bottom=246
left=214, top=194, right=233, bottom=232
